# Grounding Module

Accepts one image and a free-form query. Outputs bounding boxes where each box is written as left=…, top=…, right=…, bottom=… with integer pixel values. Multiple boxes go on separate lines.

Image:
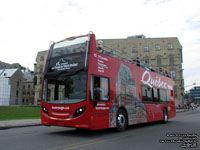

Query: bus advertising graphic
left=40, top=33, right=176, bottom=131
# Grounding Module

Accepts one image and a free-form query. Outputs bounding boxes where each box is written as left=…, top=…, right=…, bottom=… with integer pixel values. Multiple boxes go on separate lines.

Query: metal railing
left=96, top=41, right=172, bottom=78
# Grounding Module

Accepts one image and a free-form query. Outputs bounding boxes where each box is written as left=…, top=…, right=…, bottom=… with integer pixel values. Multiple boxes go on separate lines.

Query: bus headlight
left=73, top=106, right=86, bottom=118
left=42, top=106, right=49, bottom=116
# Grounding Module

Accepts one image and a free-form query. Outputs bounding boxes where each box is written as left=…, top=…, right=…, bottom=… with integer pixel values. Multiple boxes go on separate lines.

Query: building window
left=132, top=47, right=137, bottom=53
left=23, top=85, right=25, bottom=89
left=122, top=48, right=126, bottom=54
left=144, top=46, right=149, bottom=52
left=168, top=43, right=173, bottom=50
left=171, top=70, right=176, bottom=80
left=28, top=85, right=31, bottom=89
left=155, top=44, right=161, bottom=50
left=174, top=86, right=177, bottom=98
left=169, top=56, right=174, bottom=66
left=17, top=81, right=19, bottom=87
left=39, top=65, right=43, bottom=73
left=144, top=58, right=150, bottom=65
left=40, top=77, right=43, bottom=84
left=157, top=57, right=162, bottom=66
left=40, top=56, right=44, bottom=61
left=16, top=90, right=19, bottom=96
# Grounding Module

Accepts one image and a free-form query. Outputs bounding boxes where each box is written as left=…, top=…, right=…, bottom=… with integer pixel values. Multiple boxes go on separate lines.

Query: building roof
left=0, top=61, right=12, bottom=69
left=0, top=61, right=21, bottom=69
left=0, top=68, right=18, bottom=78
left=23, top=70, right=34, bottom=82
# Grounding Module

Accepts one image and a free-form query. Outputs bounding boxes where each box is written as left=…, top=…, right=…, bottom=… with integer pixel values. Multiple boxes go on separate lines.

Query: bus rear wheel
left=116, top=109, right=127, bottom=131
left=163, top=109, right=168, bottom=123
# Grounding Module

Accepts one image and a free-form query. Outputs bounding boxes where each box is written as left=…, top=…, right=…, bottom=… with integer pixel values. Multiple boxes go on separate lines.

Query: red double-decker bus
left=40, top=32, right=176, bottom=131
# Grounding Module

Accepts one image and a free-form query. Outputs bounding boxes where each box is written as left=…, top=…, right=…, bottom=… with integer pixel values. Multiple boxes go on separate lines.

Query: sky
left=0, top=0, right=200, bottom=90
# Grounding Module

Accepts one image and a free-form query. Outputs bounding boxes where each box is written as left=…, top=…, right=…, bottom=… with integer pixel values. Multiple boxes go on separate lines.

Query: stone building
left=0, top=68, right=23, bottom=105
left=101, top=35, right=184, bottom=106
left=22, top=70, right=35, bottom=105
left=34, top=50, right=48, bottom=105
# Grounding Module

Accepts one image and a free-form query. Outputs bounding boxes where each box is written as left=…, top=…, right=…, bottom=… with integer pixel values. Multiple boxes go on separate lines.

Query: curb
left=0, top=123, right=41, bottom=130
left=176, top=109, right=189, bottom=113
left=0, top=119, right=41, bottom=130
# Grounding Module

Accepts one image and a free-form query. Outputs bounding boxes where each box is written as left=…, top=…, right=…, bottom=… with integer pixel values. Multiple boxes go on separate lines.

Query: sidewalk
left=176, top=109, right=189, bottom=113
left=0, top=119, right=41, bottom=130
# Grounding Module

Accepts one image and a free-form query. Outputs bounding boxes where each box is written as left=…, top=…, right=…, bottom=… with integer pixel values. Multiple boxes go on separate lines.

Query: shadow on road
left=46, top=120, right=174, bottom=138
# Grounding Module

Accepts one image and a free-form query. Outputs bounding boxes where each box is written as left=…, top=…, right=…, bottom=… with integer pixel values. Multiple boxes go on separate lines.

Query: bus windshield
left=43, top=72, right=87, bottom=104
left=51, top=35, right=89, bottom=58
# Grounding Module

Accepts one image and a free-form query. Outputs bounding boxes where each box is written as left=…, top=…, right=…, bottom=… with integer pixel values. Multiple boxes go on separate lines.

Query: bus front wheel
left=116, top=109, right=127, bottom=131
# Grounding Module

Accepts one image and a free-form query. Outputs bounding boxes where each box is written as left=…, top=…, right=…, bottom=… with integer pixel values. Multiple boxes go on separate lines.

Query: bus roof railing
left=96, top=41, right=172, bottom=78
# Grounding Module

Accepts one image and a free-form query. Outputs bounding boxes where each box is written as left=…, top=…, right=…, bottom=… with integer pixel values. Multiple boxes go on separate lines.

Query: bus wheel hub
left=118, top=114, right=125, bottom=127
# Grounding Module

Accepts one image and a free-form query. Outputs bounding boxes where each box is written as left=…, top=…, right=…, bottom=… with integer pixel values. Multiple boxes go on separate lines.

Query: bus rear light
left=42, top=106, right=49, bottom=116
left=73, top=106, right=86, bottom=118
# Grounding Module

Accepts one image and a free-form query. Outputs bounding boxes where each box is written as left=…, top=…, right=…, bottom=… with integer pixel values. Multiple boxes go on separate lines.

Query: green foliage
left=0, top=106, right=40, bottom=121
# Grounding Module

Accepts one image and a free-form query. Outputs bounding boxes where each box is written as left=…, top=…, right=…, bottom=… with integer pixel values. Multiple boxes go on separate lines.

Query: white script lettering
left=141, top=71, right=167, bottom=89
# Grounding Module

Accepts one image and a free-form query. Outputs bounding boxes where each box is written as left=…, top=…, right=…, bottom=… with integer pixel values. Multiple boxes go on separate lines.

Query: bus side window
left=160, top=89, right=169, bottom=103
left=90, top=75, right=109, bottom=101
left=152, top=88, right=159, bottom=102
left=142, top=86, right=152, bottom=102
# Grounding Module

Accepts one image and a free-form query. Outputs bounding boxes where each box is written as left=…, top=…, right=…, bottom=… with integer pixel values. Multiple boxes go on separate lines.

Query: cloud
left=0, top=0, right=200, bottom=88
left=144, top=0, right=172, bottom=5
left=187, top=20, right=200, bottom=31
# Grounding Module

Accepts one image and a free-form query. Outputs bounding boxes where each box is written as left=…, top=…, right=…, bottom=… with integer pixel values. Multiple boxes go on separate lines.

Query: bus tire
left=163, top=109, right=168, bottom=123
left=116, top=109, right=127, bottom=131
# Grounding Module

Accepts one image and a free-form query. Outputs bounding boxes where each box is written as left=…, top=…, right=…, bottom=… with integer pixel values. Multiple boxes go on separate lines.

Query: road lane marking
left=48, top=129, right=150, bottom=150
left=48, top=122, right=174, bottom=150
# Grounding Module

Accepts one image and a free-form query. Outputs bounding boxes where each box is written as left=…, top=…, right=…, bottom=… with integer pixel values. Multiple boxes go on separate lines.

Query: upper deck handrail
left=96, top=41, right=172, bottom=78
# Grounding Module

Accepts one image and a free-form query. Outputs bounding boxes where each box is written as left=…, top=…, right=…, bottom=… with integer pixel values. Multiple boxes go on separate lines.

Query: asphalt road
left=0, top=108, right=199, bottom=150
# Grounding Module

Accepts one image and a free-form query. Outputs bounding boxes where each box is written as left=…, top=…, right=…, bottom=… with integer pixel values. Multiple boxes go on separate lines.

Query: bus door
left=90, top=75, right=111, bottom=129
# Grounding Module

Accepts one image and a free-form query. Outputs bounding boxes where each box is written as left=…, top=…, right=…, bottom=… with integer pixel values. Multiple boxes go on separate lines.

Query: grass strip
left=0, top=106, right=40, bottom=121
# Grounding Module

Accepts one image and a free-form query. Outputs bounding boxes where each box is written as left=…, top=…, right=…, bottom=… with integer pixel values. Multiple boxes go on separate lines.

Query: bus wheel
left=116, top=109, right=127, bottom=131
left=163, top=109, right=168, bottom=123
